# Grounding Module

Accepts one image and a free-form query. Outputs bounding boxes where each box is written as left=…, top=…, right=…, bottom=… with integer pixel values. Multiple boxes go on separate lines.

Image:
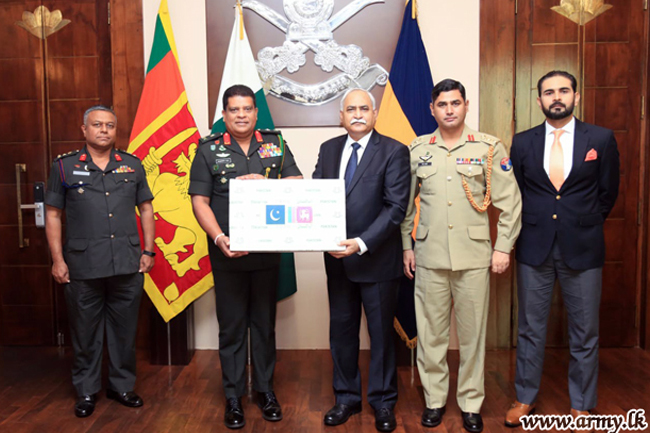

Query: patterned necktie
left=344, top=142, right=361, bottom=189
left=549, top=129, right=565, bottom=191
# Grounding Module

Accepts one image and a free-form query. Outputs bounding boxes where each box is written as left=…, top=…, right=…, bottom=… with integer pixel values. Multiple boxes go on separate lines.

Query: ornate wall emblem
left=242, top=0, right=388, bottom=106
left=15, top=6, right=71, bottom=39
left=551, top=0, right=613, bottom=26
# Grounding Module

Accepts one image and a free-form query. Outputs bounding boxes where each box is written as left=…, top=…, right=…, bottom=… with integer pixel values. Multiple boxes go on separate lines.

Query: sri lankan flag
left=127, top=0, right=212, bottom=322
left=211, top=3, right=297, bottom=301
left=376, top=0, right=437, bottom=348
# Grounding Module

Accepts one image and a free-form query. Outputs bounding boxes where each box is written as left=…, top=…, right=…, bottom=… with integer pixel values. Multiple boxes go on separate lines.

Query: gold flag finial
left=15, top=6, right=71, bottom=40
left=551, top=0, right=613, bottom=26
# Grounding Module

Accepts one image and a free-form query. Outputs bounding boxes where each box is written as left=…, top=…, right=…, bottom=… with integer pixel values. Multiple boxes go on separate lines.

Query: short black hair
left=83, top=105, right=116, bottom=125
left=222, top=85, right=256, bottom=110
left=431, top=79, right=466, bottom=103
left=537, top=71, right=577, bottom=96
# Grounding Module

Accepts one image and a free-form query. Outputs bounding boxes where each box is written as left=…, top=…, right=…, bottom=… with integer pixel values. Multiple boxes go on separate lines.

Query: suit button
left=110, top=234, right=115, bottom=239
left=109, top=213, right=113, bottom=218
left=552, top=214, right=557, bottom=220
left=556, top=195, right=561, bottom=200
left=447, top=176, right=452, bottom=181
left=448, top=224, right=453, bottom=229
left=448, top=201, right=452, bottom=206
left=105, top=192, right=110, bottom=196
left=447, top=152, right=451, bottom=157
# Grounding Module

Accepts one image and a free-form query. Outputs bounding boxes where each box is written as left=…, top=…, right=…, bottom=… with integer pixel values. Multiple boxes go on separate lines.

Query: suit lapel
left=346, top=130, right=378, bottom=195
left=561, top=119, right=589, bottom=191
left=532, top=124, right=556, bottom=192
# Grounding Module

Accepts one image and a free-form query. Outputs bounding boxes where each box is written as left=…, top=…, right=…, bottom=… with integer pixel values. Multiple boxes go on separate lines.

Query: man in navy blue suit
left=312, top=88, right=410, bottom=433
left=505, top=71, right=620, bottom=430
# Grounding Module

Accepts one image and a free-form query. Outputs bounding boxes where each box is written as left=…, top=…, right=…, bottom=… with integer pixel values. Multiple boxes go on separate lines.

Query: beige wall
left=142, top=0, right=480, bottom=349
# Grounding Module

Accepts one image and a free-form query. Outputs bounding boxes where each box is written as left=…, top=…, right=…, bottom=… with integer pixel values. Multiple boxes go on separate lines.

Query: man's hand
left=216, top=235, right=249, bottom=259
left=236, top=174, right=265, bottom=180
left=403, top=249, right=416, bottom=279
left=139, top=254, right=155, bottom=273
left=491, top=250, right=510, bottom=274
left=52, top=260, right=70, bottom=284
left=329, top=239, right=360, bottom=259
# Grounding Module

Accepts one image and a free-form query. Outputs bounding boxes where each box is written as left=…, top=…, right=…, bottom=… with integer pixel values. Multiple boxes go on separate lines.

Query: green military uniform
left=45, top=146, right=153, bottom=396
left=188, top=129, right=301, bottom=398
left=401, top=126, right=521, bottom=413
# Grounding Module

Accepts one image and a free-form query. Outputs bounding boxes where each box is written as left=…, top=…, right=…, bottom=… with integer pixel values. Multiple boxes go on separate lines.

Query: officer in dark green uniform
left=45, top=106, right=155, bottom=418
left=190, top=85, right=302, bottom=429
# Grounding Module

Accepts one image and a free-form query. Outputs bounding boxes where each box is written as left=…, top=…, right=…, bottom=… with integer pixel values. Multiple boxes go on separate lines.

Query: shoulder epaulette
left=54, top=150, right=80, bottom=161
left=480, top=133, right=501, bottom=146
left=199, top=132, right=223, bottom=145
left=117, top=148, right=136, bottom=157
left=258, top=129, right=281, bottom=135
left=409, top=135, right=429, bottom=150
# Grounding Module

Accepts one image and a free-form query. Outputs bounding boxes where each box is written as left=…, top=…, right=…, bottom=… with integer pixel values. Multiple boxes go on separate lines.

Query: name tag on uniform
left=258, top=143, right=283, bottom=158
left=418, top=162, right=432, bottom=167
left=72, top=171, right=90, bottom=176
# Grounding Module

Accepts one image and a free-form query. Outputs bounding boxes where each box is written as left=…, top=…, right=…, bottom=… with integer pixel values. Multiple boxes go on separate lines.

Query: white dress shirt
left=338, top=132, right=372, bottom=255
left=543, top=116, right=576, bottom=181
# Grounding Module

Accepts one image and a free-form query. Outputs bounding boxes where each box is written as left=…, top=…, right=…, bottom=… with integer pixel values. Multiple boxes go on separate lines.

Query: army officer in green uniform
left=190, top=85, right=302, bottom=430
left=401, top=80, right=522, bottom=433
left=45, top=106, right=155, bottom=418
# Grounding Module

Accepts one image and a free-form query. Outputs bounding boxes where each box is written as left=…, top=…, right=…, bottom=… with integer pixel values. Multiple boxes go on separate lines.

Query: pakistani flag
left=211, top=4, right=297, bottom=302
left=211, top=3, right=273, bottom=133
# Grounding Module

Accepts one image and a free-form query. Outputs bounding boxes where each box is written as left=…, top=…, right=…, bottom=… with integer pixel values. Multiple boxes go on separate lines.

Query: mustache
left=350, top=118, right=367, bottom=125
left=550, top=102, right=566, bottom=109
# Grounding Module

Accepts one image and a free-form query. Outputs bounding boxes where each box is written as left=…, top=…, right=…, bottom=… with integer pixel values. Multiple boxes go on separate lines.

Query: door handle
left=16, top=163, right=46, bottom=248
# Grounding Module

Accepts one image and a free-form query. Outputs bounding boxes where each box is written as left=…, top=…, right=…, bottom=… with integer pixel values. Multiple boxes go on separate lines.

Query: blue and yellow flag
left=376, top=0, right=437, bottom=348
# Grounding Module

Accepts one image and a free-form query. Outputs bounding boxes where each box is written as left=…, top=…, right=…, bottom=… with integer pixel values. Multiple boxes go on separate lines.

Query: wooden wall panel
left=480, top=0, right=516, bottom=349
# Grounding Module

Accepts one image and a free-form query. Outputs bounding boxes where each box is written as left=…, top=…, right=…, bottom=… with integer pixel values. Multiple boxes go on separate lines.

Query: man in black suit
left=313, top=88, right=410, bottom=432
left=505, top=71, right=619, bottom=430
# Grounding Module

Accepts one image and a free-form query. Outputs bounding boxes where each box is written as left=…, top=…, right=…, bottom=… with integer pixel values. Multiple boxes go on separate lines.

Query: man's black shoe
left=224, top=398, right=245, bottom=429
left=74, top=394, right=96, bottom=418
left=257, top=391, right=282, bottom=421
left=462, top=411, right=484, bottom=433
left=106, top=389, right=143, bottom=408
left=422, top=406, right=446, bottom=427
left=324, top=402, right=362, bottom=426
left=375, top=407, right=397, bottom=432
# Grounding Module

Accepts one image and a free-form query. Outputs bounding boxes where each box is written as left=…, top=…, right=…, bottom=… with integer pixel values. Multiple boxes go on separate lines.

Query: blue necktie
left=344, top=142, right=361, bottom=189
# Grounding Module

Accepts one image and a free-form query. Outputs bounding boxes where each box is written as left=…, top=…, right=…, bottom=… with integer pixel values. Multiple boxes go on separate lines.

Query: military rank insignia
left=113, top=165, right=135, bottom=173
left=456, top=158, right=485, bottom=165
left=258, top=143, right=283, bottom=159
left=500, top=157, right=512, bottom=171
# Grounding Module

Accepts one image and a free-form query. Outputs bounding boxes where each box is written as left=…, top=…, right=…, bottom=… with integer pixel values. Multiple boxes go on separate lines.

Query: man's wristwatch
left=142, top=250, right=156, bottom=257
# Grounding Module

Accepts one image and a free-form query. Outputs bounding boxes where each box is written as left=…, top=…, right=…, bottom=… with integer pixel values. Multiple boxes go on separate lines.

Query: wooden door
left=0, top=0, right=111, bottom=345
left=515, top=0, right=645, bottom=346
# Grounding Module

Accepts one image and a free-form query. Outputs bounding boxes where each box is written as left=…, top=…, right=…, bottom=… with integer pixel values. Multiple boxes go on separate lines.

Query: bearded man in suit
left=505, top=71, right=620, bottom=432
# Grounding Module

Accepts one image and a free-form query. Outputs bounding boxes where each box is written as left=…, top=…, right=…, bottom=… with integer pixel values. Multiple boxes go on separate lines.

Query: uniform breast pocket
left=417, top=165, right=438, bottom=194
left=455, top=164, right=485, bottom=193
left=113, top=172, right=137, bottom=196
left=261, top=158, right=282, bottom=178
left=213, top=169, right=237, bottom=189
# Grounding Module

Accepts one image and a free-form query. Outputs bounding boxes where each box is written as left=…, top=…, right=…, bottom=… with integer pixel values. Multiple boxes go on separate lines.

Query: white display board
left=229, top=179, right=346, bottom=252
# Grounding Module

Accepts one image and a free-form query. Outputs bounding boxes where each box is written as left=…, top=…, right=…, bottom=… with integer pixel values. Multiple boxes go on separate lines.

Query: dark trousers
left=515, top=241, right=602, bottom=410
left=213, top=266, right=279, bottom=399
left=65, top=273, right=143, bottom=397
left=327, top=266, right=399, bottom=411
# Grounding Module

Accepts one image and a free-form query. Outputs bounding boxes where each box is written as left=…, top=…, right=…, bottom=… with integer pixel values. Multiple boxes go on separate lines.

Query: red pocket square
left=585, top=149, right=598, bottom=161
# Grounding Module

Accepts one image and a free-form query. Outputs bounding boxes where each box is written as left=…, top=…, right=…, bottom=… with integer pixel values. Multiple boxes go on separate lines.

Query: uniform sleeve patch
left=500, top=157, right=512, bottom=171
